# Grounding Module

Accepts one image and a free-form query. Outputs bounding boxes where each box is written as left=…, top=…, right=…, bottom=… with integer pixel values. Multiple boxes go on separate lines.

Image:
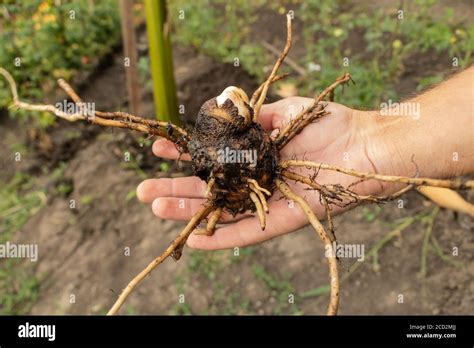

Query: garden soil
left=1, top=22, right=473, bottom=315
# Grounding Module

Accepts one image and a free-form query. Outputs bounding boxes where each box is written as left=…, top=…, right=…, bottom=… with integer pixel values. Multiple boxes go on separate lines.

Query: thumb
left=258, top=97, right=315, bottom=131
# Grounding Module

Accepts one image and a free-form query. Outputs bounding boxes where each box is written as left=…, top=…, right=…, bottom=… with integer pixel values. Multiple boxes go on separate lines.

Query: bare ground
left=1, top=11, right=473, bottom=314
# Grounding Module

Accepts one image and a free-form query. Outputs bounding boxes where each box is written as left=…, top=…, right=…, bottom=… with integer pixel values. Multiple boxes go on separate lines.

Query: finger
left=258, top=102, right=282, bottom=131
left=278, top=101, right=353, bottom=157
left=259, top=97, right=314, bottom=131
left=186, top=199, right=307, bottom=250
left=137, top=177, right=207, bottom=203
left=151, top=197, right=251, bottom=222
left=152, top=138, right=191, bottom=161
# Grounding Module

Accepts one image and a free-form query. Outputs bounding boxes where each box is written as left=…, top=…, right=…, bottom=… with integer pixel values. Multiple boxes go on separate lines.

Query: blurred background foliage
left=0, top=0, right=472, bottom=316
left=0, top=0, right=472, bottom=119
left=168, top=0, right=473, bottom=107
left=0, top=0, right=121, bottom=124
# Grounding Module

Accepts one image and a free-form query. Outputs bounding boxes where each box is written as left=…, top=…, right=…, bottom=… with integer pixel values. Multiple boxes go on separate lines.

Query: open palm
left=137, top=97, right=382, bottom=250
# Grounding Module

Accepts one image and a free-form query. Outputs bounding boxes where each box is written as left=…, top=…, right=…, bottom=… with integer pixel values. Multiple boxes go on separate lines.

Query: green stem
left=302, top=215, right=417, bottom=298
left=430, top=234, right=464, bottom=269
left=144, top=0, right=180, bottom=125
left=420, top=207, right=439, bottom=279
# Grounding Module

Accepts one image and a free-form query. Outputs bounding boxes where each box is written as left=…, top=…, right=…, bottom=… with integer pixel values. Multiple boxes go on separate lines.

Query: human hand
left=137, top=97, right=387, bottom=250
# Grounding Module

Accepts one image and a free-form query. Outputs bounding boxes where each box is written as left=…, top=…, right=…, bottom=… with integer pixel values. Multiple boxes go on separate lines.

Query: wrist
left=354, top=109, right=420, bottom=194
left=352, top=68, right=474, bottom=191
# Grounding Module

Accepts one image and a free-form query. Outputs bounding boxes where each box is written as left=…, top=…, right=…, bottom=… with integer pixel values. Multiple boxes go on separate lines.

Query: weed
left=0, top=173, right=45, bottom=314
left=252, top=263, right=300, bottom=314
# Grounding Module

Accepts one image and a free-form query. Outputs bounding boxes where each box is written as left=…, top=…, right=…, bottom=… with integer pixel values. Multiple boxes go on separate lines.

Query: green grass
left=184, top=248, right=256, bottom=314
left=252, top=263, right=302, bottom=314
left=119, top=148, right=147, bottom=180
left=0, top=260, right=41, bottom=314
left=361, top=206, right=382, bottom=223
left=419, top=207, right=464, bottom=278
left=0, top=172, right=46, bottom=314
left=0, top=173, right=46, bottom=243
left=212, top=281, right=253, bottom=315
left=79, top=194, right=93, bottom=206
left=169, top=274, right=193, bottom=315
left=302, top=215, right=418, bottom=298
left=125, top=304, right=139, bottom=315
left=302, top=207, right=465, bottom=300
left=0, top=0, right=121, bottom=126
left=174, top=247, right=300, bottom=314
left=187, top=249, right=229, bottom=281
left=169, top=0, right=473, bottom=108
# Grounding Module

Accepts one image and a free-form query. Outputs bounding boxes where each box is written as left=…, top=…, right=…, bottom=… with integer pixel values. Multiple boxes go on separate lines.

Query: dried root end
left=249, top=191, right=266, bottom=230
left=275, top=179, right=339, bottom=315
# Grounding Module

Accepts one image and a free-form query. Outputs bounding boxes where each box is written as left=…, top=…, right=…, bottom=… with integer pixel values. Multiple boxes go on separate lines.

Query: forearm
left=363, top=66, right=474, bottom=183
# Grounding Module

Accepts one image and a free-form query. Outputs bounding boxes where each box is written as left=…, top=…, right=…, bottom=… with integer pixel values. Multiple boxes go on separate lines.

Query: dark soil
left=189, top=98, right=278, bottom=214
left=172, top=46, right=259, bottom=125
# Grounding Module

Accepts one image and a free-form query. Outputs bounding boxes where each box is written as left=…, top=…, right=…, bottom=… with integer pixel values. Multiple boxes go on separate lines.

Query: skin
left=137, top=67, right=473, bottom=250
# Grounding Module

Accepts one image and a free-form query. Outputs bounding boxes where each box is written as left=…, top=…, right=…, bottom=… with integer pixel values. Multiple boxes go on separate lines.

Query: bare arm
left=363, top=66, right=474, bottom=194
left=138, top=67, right=474, bottom=250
